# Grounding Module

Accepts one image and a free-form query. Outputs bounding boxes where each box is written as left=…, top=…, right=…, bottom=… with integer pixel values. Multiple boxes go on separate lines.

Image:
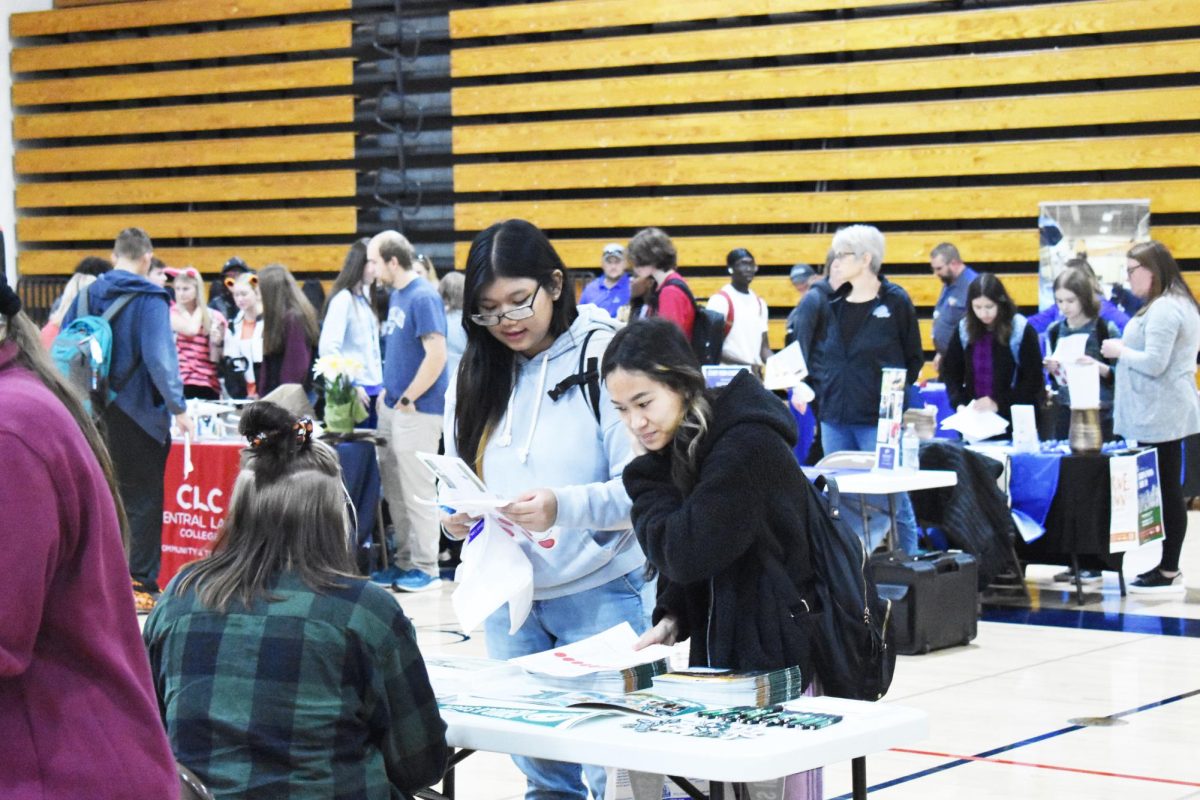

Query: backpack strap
left=546, top=327, right=606, bottom=424
left=661, top=276, right=699, bottom=312
left=717, top=289, right=735, bottom=335
left=1008, top=314, right=1027, bottom=389
left=74, top=286, right=91, bottom=319
left=103, top=293, right=143, bottom=396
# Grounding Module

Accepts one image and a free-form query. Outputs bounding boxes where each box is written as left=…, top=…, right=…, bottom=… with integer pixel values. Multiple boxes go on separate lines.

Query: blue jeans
left=820, top=422, right=920, bottom=554
left=485, top=567, right=657, bottom=800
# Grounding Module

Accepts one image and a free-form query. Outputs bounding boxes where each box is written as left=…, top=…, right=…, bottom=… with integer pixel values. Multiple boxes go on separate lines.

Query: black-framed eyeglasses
left=470, top=284, right=542, bottom=327
left=1126, top=264, right=1145, bottom=279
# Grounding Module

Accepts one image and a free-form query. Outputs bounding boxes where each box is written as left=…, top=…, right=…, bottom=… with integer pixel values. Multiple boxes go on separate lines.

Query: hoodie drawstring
left=494, top=352, right=552, bottom=465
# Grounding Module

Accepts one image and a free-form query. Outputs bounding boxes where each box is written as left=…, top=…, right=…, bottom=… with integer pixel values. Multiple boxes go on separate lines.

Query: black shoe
left=1135, top=567, right=1162, bottom=582
left=1128, top=570, right=1184, bottom=594
left=1053, top=568, right=1101, bottom=584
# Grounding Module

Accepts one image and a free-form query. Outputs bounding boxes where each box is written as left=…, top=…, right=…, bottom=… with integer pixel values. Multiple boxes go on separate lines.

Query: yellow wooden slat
left=17, top=208, right=357, bottom=242
left=16, top=132, right=354, bottom=174
left=451, top=0, right=1200, bottom=78
left=13, top=58, right=353, bottom=106
left=15, top=96, right=354, bottom=141
left=452, top=38, right=1200, bottom=116
left=456, top=133, right=1200, bottom=192
left=17, top=170, right=356, bottom=208
left=12, top=0, right=350, bottom=37
left=12, top=21, right=351, bottom=73
left=450, top=0, right=954, bottom=38
left=466, top=226, right=1200, bottom=276
left=455, top=85, right=1200, bottom=155
left=456, top=179, right=1196, bottom=230
left=18, top=245, right=352, bottom=276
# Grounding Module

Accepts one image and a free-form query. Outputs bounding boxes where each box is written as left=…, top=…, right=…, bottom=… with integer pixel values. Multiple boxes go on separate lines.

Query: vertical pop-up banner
left=1109, top=447, right=1164, bottom=552
left=160, top=441, right=242, bottom=586
left=874, top=367, right=907, bottom=471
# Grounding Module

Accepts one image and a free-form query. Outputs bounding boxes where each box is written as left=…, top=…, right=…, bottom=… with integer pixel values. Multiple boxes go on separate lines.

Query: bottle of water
left=902, top=423, right=920, bottom=472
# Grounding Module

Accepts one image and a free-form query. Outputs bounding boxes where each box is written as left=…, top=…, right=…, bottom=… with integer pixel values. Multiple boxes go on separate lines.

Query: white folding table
left=438, top=695, right=927, bottom=800
left=808, top=466, right=958, bottom=550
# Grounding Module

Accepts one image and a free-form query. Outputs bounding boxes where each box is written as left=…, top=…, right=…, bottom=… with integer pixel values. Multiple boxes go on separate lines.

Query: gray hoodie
left=444, top=305, right=644, bottom=600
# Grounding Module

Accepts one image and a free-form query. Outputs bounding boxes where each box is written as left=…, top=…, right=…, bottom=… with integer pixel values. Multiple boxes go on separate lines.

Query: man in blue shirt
left=930, top=242, right=978, bottom=374
left=369, top=230, right=449, bottom=593
left=577, top=243, right=631, bottom=319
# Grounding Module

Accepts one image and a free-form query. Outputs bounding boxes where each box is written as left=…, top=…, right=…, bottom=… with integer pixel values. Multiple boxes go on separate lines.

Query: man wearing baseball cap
left=209, top=255, right=251, bottom=321
left=577, top=242, right=631, bottom=319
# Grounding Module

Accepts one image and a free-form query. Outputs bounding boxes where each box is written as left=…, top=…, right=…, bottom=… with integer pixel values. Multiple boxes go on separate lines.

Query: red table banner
left=160, top=440, right=243, bottom=587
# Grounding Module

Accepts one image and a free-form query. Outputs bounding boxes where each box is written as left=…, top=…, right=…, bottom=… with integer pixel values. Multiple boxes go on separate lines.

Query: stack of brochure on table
left=650, top=666, right=805, bottom=708
left=511, top=622, right=676, bottom=693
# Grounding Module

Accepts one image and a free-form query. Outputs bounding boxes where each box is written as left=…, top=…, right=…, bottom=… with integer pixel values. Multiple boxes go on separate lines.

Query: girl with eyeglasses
left=1101, top=241, right=1200, bottom=593
left=170, top=266, right=227, bottom=400
left=442, top=219, right=653, bottom=800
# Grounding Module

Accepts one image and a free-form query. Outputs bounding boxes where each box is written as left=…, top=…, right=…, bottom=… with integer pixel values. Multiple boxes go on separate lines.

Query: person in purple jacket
left=257, top=263, right=320, bottom=397
left=0, top=269, right=180, bottom=800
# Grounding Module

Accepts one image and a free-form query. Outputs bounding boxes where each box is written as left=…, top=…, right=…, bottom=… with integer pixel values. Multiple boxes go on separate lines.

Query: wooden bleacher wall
left=9, top=0, right=457, bottom=320
left=447, top=0, right=1200, bottom=369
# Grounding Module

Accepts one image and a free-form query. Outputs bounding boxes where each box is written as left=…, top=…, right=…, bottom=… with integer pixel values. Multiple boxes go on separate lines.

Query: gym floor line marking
left=889, top=747, right=1200, bottom=788
left=830, top=688, right=1200, bottom=799
left=981, top=605, right=1200, bottom=638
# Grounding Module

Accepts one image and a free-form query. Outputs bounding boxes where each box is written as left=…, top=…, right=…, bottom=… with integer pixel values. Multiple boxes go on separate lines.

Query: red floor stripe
left=890, top=748, right=1200, bottom=788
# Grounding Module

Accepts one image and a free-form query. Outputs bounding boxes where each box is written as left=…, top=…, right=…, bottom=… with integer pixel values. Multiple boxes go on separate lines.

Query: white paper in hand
left=1050, top=333, right=1089, bottom=364
left=764, top=341, right=808, bottom=391
left=1065, top=362, right=1101, bottom=408
left=941, top=405, right=1010, bottom=442
left=512, top=622, right=676, bottom=677
left=451, top=515, right=534, bottom=635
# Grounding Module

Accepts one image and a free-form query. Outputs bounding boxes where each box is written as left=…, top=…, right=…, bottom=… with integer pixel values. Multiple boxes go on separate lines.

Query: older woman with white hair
left=809, top=224, right=925, bottom=553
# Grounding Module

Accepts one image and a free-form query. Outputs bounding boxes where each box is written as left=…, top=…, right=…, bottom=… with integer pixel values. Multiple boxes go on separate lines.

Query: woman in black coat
left=941, top=272, right=1044, bottom=422
left=602, top=318, right=817, bottom=677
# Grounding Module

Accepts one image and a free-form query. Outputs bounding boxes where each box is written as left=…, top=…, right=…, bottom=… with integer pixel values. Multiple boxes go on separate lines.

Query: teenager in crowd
left=40, top=255, right=111, bottom=347
left=145, top=402, right=447, bottom=799
left=222, top=271, right=262, bottom=399
left=1043, top=267, right=1120, bottom=441
left=706, top=248, right=771, bottom=368
left=169, top=267, right=226, bottom=401
left=441, top=219, right=652, bottom=800
left=814, top=226, right=923, bottom=553
left=604, top=318, right=820, bottom=800
left=209, top=256, right=250, bottom=322
left=257, top=263, right=319, bottom=397
left=1, top=272, right=179, bottom=800
left=578, top=243, right=631, bottom=319
left=1027, top=256, right=1129, bottom=334
left=627, top=227, right=695, bottom=339
left=1102, top=241, right=1200, bottom=593
left=320, top=238, right=384, bottom=426
left=941, top=272, right=1044, bottom=423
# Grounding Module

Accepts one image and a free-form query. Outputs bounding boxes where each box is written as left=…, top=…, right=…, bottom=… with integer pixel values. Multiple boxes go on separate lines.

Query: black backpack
left=661, top=277, right=726, bottom=365
left=803, top=475, right=896, bottom=701
left=547, top=326, right=611, bottom=424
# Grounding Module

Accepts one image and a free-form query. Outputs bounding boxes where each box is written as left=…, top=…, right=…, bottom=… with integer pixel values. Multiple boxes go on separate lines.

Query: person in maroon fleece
left=256, top=263, right=319, bottom=397
left=0, top=270, right=178, bottom=799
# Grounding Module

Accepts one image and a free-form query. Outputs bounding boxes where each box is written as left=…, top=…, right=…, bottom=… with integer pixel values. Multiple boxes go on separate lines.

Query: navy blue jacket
left=64, top=270, right=186, bottom=442
left=812, top=277, right=923, bottom=426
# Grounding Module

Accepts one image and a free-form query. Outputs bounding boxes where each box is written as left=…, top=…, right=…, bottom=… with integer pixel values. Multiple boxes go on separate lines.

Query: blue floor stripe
left=981, top=605, right=1200, bottom=638
left=831, top=688, right=1200, bottom=799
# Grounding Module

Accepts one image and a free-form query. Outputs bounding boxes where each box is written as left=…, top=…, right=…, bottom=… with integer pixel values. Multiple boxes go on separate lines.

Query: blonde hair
left=173, top=269, right=213, bottom=332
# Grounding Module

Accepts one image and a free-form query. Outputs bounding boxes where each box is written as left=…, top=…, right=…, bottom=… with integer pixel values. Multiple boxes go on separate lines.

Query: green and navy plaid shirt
left=144, top=570, right=448, bottom=799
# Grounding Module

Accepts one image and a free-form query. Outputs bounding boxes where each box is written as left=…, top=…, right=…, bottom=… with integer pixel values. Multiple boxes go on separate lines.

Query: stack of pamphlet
left=511, top=622, right=676, bottom=693
left=650, top=666, right=804, bottom=708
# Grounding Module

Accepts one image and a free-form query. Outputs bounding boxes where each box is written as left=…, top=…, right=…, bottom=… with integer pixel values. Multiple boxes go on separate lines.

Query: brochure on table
left=940, top=406, right=1009, bottom=442
left=512, top=622, right=676, bottom=679
left=874, top=367, right=906, bottom=470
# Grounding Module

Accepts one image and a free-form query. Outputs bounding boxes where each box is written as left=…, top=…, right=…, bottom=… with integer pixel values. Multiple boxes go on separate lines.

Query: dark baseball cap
left=790, top=263, right=816, bottom=283
left=222, top=256, right=250, bottom=274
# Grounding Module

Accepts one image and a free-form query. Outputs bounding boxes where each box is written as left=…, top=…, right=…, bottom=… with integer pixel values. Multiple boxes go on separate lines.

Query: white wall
left=2, top=0, right=55, bottom=286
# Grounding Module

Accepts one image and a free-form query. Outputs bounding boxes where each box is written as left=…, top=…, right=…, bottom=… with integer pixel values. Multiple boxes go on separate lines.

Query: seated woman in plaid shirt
left=144, top=402, right=448, bottom=799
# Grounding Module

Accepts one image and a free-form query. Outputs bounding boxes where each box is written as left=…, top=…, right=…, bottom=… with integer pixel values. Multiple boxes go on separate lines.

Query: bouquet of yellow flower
left=313, top=355, right=368, bottom=433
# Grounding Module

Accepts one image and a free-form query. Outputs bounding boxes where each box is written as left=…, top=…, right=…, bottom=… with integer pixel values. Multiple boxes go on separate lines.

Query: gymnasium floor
left=395, top=526, right=1200, bottom=800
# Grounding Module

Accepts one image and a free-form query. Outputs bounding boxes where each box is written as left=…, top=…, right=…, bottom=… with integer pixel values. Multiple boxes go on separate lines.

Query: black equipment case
left=870, top=551, right=979, bottom=655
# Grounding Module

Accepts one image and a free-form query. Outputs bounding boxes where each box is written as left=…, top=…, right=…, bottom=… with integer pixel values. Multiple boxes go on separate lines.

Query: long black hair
left=455, top=219, right=578, bottom=474
left=322, top=237, right=372, bottom=321
left=965, top=273, right=1018, bottom=347
left=601, top=318, right=712, bottom=494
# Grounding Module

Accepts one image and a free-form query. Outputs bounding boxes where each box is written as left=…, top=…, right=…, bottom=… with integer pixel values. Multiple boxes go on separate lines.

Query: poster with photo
left=874, top=368, right=907, bottom=471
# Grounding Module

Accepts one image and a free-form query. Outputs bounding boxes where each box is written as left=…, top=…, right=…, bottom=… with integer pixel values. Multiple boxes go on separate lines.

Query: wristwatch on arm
left=399, top=396, right=412, bottom=408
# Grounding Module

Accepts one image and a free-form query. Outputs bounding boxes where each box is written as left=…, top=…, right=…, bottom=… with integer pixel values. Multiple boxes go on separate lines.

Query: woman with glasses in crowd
left=169, top=267, right=226, bottom=401
left=1102, top=241, right=1200, bottom=593
left=441, top=219, right=652, bottom=800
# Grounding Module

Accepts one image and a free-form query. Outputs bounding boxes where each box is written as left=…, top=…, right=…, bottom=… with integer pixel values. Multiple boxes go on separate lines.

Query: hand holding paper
left=763, top=341, right=808, bottom=391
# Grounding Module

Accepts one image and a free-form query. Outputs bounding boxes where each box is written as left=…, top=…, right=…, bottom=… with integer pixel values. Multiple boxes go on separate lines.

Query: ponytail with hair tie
left=239, top=402, right=314, bottom=485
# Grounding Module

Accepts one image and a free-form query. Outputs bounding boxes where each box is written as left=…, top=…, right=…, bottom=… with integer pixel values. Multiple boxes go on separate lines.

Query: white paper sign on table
left=1010, top=404, right=1039, bottom=452
left=1065, top=362, right=1101, bottom=408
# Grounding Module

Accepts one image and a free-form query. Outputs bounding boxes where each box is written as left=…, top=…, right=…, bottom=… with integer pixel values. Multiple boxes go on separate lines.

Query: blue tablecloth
left=918, top=385, right=959, bottom=440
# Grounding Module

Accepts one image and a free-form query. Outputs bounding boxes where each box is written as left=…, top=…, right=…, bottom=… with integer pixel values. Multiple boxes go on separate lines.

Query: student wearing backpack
left=441, top=219, right=651, bottom=800
left=941, top=273, right=1044, bottom=424
left=705, top=248, right=772, bottom=367
left=1043, top=267, right=1120, bottom=441
left=61, top=228, right=193, bottom=601
left=604, top=318, right=822, bottom=800
left=627, top=227, right=695, bottom=339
